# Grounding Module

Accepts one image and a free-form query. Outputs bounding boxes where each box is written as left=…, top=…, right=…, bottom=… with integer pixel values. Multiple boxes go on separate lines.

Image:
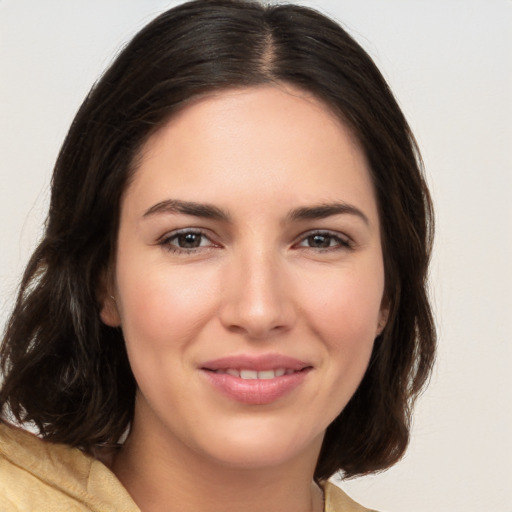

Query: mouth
left=200, top=354, right=312, bottom=404
left=201, top=353, right=311, bottom=377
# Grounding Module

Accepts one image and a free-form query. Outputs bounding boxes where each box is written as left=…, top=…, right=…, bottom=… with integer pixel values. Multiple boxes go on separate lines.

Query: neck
left=112, top=415, right=324, bottom=512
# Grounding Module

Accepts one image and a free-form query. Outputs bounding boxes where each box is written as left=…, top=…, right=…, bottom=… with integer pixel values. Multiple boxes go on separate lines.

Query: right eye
left=159, top=229, right=216, bottom=253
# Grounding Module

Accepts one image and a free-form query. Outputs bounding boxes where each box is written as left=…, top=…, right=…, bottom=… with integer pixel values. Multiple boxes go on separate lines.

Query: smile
left=200, top=354, right=312, bottom=404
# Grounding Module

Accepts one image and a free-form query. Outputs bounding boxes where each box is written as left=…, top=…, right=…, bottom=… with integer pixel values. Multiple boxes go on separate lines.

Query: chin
left=193, top=423, right=324, bottom=472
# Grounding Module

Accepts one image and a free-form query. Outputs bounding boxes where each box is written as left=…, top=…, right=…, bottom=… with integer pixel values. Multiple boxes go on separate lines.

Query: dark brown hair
left=0, top=0, right=435, bottom=480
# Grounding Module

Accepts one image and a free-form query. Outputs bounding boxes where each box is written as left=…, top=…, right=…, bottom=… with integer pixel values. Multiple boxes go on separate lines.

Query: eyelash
left=158, top=229, right=353, bottom=254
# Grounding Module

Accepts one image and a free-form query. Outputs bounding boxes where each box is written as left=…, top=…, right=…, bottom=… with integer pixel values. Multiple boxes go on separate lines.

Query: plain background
left=0, top=1, right=511, bottom=511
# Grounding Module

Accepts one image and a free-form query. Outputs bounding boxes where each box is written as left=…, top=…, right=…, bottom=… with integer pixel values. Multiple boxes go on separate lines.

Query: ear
left=100, top=295, right=121, bottom=327
left=376, top=297, right=390, bottom=337
left=98, top=271, right=121, bottom=327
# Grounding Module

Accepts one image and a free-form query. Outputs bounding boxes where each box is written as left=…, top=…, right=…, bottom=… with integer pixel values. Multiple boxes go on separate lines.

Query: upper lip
left=200, top=354, right=311, bottom=372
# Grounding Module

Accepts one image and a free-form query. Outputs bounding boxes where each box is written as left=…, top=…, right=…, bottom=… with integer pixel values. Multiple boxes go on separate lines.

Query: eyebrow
left=143, top=199, right=230, bottom=221
left=287, top=202, right=369, bottom=225
left=142, top=199, right=369, bottom=225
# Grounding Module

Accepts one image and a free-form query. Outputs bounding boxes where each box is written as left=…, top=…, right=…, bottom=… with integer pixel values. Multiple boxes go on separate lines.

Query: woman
left=0, top=1, right=435, bottom=511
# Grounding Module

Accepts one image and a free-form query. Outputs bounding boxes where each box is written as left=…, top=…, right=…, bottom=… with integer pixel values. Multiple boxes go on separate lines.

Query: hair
left=0, top=0, right=435, bottom=480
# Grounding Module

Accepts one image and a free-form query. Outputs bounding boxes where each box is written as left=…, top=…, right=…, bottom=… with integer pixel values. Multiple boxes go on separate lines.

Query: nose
left=218, top=249, right=297, bottom=340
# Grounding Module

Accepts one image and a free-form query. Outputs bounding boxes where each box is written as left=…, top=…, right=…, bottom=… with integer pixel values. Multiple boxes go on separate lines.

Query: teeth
left=240, top=369, right=258, bottom=380
left=217, top=368, right=290, bottom=380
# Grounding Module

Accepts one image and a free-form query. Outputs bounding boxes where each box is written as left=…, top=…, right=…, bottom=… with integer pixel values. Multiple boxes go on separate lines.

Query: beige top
left=0, top=422, right=375, bottom=512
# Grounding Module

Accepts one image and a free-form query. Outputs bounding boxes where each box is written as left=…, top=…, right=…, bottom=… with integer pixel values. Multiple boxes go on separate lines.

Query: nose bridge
left=219, top=244, right=295, bottom=338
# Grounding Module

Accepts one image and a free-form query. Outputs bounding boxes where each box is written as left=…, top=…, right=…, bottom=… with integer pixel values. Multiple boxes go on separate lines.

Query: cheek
left=300, top=263, right=385, bottom=342
left=114, top=261, right=222, bottom=407
left=297, top=261, right=384, bottom=396
left=115, top=258, right=220, bottom=352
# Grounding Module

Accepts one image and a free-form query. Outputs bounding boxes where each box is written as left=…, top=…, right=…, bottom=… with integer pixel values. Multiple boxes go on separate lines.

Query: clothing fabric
left=0, top=422, right=375, bottom=511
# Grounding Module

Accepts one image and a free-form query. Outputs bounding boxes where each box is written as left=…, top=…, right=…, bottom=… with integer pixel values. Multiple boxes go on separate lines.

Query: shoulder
left=0, top=421, right=139, bottom=512
left=323, top=481, right=379, bottom=512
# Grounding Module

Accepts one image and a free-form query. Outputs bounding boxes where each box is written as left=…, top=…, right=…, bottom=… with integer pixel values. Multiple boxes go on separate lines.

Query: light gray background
left=1, top=1, right=511, bottom=511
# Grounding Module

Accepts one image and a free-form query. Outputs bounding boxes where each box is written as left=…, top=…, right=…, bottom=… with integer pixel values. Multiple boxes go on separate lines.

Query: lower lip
left=202, top=370, right=310, bottom=405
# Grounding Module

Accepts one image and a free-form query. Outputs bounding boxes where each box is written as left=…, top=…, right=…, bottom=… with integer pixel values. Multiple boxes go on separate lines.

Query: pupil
left=179, top=233, right=201, bottom=248
left=310, top=234, right=330, bottom=248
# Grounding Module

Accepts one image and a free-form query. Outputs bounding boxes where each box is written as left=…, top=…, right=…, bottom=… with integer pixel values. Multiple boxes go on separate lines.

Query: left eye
left=297, top=232, right=350, bottom=249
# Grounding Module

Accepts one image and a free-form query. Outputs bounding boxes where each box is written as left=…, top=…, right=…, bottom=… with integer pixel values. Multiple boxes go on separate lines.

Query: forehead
left=137, top=83, right=363, bottom=164
left=123, top=85, right=378, bottom=223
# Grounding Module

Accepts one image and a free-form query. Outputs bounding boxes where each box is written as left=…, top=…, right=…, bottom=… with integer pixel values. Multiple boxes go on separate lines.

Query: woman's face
left=101, top=85, right=387, bottom=471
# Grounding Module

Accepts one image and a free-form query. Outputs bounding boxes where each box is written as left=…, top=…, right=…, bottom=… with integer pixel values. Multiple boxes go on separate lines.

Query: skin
left=101, top=85, right=388, bottom=512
